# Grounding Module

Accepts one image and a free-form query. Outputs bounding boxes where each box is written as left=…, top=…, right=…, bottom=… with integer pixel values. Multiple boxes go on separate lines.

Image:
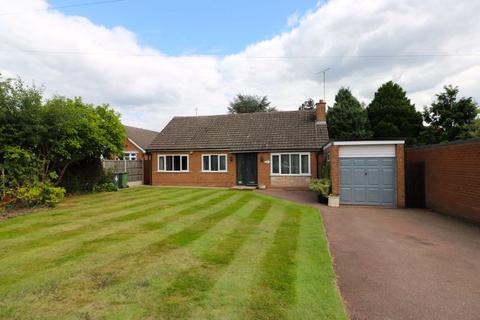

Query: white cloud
left=0, top=0, right=479, bottom=130
left=286, top=11, right=300, bottom=28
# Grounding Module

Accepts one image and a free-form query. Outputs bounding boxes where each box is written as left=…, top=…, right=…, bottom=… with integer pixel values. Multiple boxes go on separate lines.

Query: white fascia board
left=322, top=141, right=333, bottom=150
left=332, top=140, right=405, bottom=146
left=127, top=138, right=146, bottom=153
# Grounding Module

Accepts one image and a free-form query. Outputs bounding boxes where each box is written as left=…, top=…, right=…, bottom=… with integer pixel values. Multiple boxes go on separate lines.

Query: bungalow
left=121, top=125, right=159, bottom=160
left=147, top=101, right=328, bottom=190
left=146, top=101, right=405, bottom=207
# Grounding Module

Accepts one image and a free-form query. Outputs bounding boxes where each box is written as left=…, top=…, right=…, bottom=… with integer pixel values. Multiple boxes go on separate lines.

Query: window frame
left=270, top=152, right=311, bottom=176
left=157, top=154, right=189, bottom=172
left=201, top=154, right=228, bottom=173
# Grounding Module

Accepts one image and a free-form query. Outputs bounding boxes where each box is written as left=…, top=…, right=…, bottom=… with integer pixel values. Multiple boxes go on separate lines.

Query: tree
left=299, top=98, right=315, bottom=110
left=228, top=94, right=277, bottom=113
left=326, top=88, right=371, bottom=140
left=471, top=118, right=480, bottom=138
left=422, top=85, right=478, bottom=143
left=367, top=81, right=423, bottom=144
left=0, top=76, right=125, bottom=186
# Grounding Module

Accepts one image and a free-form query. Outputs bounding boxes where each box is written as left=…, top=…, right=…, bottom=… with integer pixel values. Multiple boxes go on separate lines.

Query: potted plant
left=309, top=178, right=331, bottom=204
left=328, top=193, right=340, bottom=207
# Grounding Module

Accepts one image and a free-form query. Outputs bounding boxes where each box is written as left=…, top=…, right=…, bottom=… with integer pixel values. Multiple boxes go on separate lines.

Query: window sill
left=156, top=171, right=190, bottom=173
left=201, top=171, right=228, bottom=173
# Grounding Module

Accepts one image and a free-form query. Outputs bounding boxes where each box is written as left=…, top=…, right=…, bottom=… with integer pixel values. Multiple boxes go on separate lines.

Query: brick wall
left=330, top=146, right=340, bottom=195
left=151, top=151, right=236, bottom=187
left=257, top=152, right=271, bottom=188
left=151, top=150, right=317, bottom=189
left=405, top=139, right=480, bottom=223
left=396, top=144, right=406, bottom=208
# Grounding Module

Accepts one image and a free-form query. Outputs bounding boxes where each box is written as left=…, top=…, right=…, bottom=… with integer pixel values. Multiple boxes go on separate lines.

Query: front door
left=236, top=153, right=258, bottom=186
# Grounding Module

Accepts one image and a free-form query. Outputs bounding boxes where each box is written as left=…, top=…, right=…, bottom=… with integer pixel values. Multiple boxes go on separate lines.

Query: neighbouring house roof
left=147, top=110, right=329, bottom=152
left=124, top=125, right=159, bottom=151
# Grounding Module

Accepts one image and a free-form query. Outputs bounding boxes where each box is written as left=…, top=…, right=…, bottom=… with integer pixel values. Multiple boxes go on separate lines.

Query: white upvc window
left=202, top=154, right=227, bottom=172
left=158, top=154, right=189, bottom=172
left=271, top=153, right=310, bottom=176
left=123, top=152, right=138, bottom=160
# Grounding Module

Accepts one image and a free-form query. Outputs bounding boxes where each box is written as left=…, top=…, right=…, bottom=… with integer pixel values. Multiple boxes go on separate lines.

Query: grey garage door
left=340, top=157, right=396, bottom=206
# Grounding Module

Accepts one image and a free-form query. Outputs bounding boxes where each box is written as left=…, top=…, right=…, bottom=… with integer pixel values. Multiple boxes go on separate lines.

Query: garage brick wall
left=405, top=139, right=480, bottom=223
left=396, top=144, right=406, bottom=208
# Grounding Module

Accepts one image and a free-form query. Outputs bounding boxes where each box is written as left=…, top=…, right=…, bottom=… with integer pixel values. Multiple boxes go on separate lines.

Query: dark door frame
left=236, top=153, right=258, bottom=186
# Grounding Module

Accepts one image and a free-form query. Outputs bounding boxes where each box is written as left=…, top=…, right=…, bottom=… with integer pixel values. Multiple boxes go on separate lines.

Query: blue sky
left=49, top=0, right=319, bottom=55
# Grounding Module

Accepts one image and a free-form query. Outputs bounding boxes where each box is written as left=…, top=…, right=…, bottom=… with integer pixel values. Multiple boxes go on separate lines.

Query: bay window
left=202, top=154, right=227, bottom=172
left=158, top=155, right=188, bottom=172
left=271, top=153, right=310, bottom=175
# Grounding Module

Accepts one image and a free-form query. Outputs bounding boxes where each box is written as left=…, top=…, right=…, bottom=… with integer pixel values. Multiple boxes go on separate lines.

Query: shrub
left=309, top=178, right=331, bottom=197
left=1, top=146, right=43, bottom=189
left=93, top=182, right=118, bottom=193
left=42, top=184, right=66, bottom=206
left=320, top=162, right=331, bottom=179
left=10, top=183, right=65, bottom=208
left=92, top=169, right=118, bottom=193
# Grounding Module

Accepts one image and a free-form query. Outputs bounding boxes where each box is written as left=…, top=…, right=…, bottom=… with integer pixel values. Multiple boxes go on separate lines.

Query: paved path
left=259, top=189, right=480, bottom=320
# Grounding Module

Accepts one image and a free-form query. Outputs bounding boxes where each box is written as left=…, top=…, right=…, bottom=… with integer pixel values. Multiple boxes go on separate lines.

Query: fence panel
left=103, top=160, right=144, bottom=182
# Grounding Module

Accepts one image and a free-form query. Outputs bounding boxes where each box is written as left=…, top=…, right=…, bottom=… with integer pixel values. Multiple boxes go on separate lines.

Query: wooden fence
left=103, top=160, right=143, bottom=183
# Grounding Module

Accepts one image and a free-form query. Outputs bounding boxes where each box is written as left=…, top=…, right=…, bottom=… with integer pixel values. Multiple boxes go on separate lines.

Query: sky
left=1, top=0, right=479, bottom=130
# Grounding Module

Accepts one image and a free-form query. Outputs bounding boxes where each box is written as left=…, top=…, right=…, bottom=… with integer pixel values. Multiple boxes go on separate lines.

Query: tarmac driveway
left=259, top=189, right=480, bottom=320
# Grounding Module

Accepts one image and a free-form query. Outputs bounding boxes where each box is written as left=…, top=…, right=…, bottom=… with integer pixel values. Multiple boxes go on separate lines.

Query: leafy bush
left=320, top=162, right=331, bottom=179
left=93, top=182, right=118, bottom=193
left=10, top=183, right=65, bottom=208
left=1, top=146, right=43, bottom=189
left=42, top=184, right=66, bottom=206
left=93, top=169, right=118, bottom=193
left=309, top=178, right=331, bottom=197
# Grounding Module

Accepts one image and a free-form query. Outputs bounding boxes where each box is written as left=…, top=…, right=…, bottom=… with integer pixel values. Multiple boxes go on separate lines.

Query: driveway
left=259, top=189, right=480, bottom=320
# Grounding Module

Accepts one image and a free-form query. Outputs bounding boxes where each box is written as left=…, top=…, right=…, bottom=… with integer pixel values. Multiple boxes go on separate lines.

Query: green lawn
left=0, top=187, right=347, bottom=320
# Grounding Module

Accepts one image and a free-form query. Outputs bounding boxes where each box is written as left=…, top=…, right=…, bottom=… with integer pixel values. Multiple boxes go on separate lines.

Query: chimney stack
left=316, top=99, right=326, bottom=124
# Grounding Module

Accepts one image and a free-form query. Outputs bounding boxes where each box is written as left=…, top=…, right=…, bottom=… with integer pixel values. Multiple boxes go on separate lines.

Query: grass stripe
left=0, top=186, right=163, bottom=230
left=151, top=199, right=273, bottom=319
left=0, top=189, right=206, bottom=258
left=288, top=207, right=348, bottom=320
left=0, top=191, right=249, bottom=310
left=0, top=188, right=186, bottom=237
left=244, top=204, right=302, bottom=320
left=0, top=190, right=233, bottom=289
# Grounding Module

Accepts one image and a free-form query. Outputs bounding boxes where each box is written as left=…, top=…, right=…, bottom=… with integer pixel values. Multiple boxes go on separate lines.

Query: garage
left=323, top=140, right=405, bottom=207
left=339, top=157, right=395, bottom=205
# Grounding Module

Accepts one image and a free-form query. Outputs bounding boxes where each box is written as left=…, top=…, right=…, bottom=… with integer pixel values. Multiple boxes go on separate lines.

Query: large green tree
left=421, top=85, right=478, bottom=143
left=326, top=88, right=371, bottom=140
left=0, top=77, right=125, bottom=185
left=367, top=81, right=423, bottom=144
left=298, top=98, right=315, bottom=110
left=228, top=94, right=277, bottom=113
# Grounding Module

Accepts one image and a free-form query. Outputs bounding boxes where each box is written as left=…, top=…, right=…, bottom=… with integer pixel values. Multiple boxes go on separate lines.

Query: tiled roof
left=147, top=110, right=329, bottom=152
left=124, top=125, right=159, bottom=150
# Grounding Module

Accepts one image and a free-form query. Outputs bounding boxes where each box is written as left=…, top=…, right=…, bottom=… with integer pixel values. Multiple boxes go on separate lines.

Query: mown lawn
left=0, top=187, right=347, bottom=320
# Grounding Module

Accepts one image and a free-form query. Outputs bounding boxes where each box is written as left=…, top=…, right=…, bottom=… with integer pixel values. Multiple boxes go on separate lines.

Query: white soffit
left=339, top=145, right=396, bottom=158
